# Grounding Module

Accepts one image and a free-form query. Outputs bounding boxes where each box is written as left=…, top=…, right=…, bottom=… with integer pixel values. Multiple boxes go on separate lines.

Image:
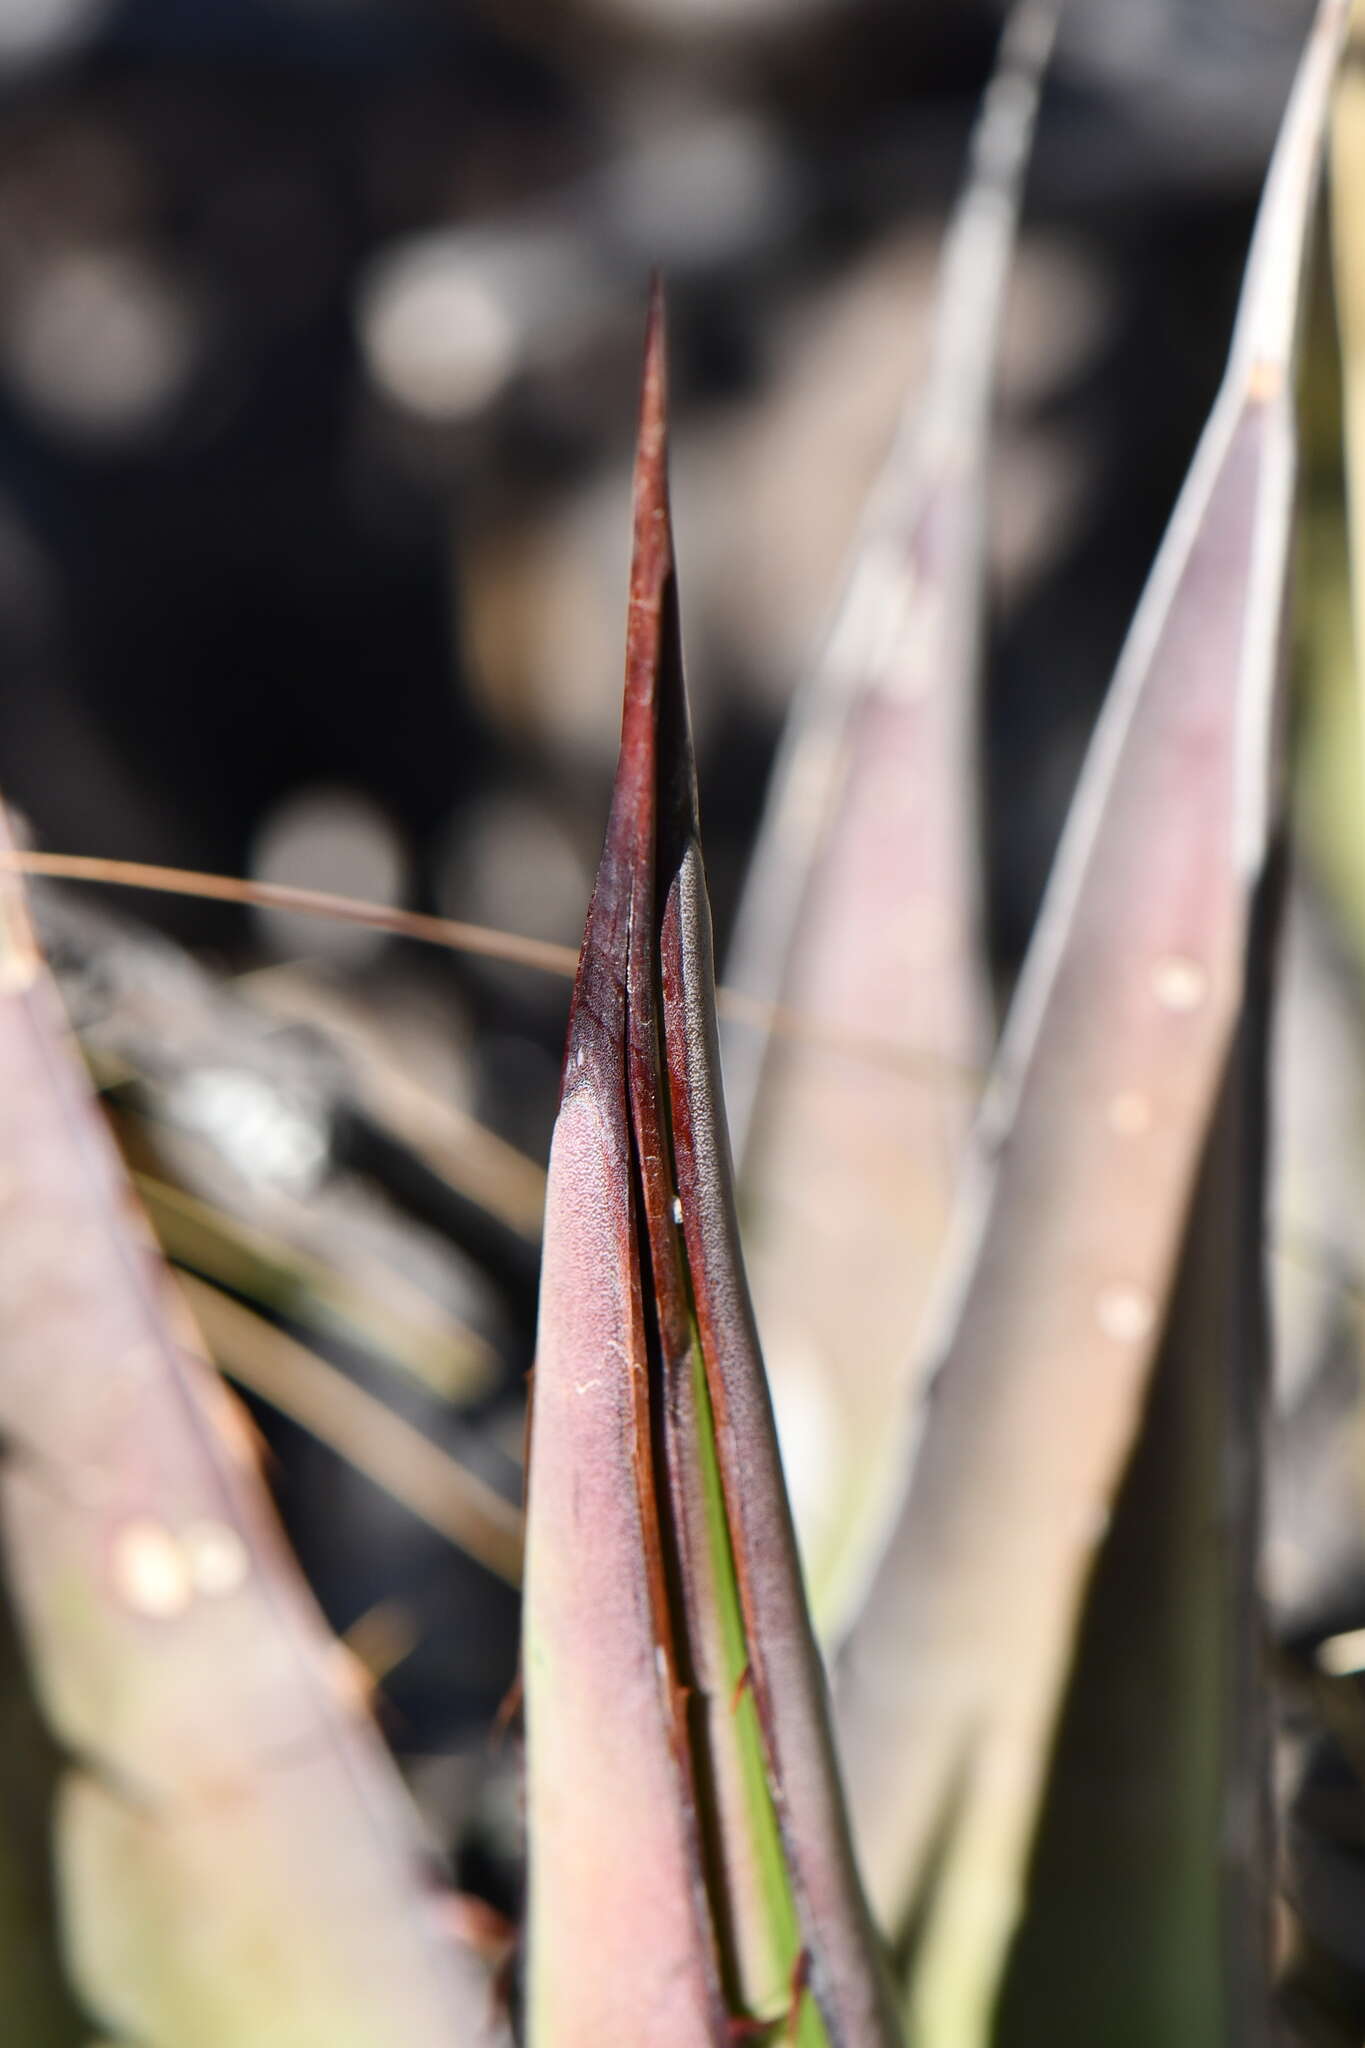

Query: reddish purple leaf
left=523, top=285, right=900, bottom=2048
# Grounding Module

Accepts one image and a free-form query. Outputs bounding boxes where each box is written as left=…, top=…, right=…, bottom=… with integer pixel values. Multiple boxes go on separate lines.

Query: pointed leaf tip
left=525, top=287, right=899, bottom=2048
left=629, top=275, right=675, bottom=622
left=642, top=272, right=669, bottom=430
left=832, top=3, right=1350, bottom=2036
left=570, top=289, right=687, bottom=1058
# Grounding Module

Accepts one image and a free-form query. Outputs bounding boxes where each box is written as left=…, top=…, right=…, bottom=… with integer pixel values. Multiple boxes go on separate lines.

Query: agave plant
left=520, top=284, right=899, bottom=2048
left=721, top=0, right=1058, bottom=1633
left=0, top=797, right=510, bottom=2048
left=0, top=0, right=1361, bottom=2043
left=522, top=0, right=1356, bottom=2040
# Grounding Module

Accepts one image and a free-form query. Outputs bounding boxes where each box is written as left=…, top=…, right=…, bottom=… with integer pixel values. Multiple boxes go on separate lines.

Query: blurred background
left=0, top=0, right=1340, bottom=1964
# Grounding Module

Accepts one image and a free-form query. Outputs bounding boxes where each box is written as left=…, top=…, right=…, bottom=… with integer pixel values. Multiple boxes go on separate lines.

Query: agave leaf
left=721, top=0, right=1059, bottom=1625
left=29, top=888, right=532, bottom=1387
left=1287, top=43, right=1365, bottom=985
left=0, top=1578, right=85, bottom=2046
left=833, top=4, right=1349, bottom=2040
left=994, top=980, right=1277, bottom=2048
left=1332, top=0, right=1365, bottom=722
left=0, top=812, right=505, bottom=2045
left=522, top=285, right=900, bottom=2048
left=1293, top=294, right=1365, bottom=984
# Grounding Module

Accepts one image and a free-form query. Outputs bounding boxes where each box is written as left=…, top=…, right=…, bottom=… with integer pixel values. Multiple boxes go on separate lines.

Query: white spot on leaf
left=1094, top=1285, right=1156, bottom=1345
left=1151, top=955, right=1206, bottom=1012
left=111, top=1518, right=192, bottom=1619
left=182, top=1519, right=249, bottom=1598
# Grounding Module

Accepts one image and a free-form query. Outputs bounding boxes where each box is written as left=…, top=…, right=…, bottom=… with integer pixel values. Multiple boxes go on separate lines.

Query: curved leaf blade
left=0, top=816, right=504, bottom=2047
left=721, top=0, right=1059, bottom=1622
left=523, top=286, right=900, bottom=2048
left=833, top=4, right=1350, bottom=2039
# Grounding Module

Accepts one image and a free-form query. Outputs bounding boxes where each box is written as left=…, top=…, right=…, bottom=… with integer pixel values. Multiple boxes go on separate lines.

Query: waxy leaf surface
left=523, top=287, right=900, bottom=2048
left=721, top=0, right=1059, bottom=1624
left=0, top=812, right=504, bottom=2047
left=834, top=4, right=1350, bottom=2039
